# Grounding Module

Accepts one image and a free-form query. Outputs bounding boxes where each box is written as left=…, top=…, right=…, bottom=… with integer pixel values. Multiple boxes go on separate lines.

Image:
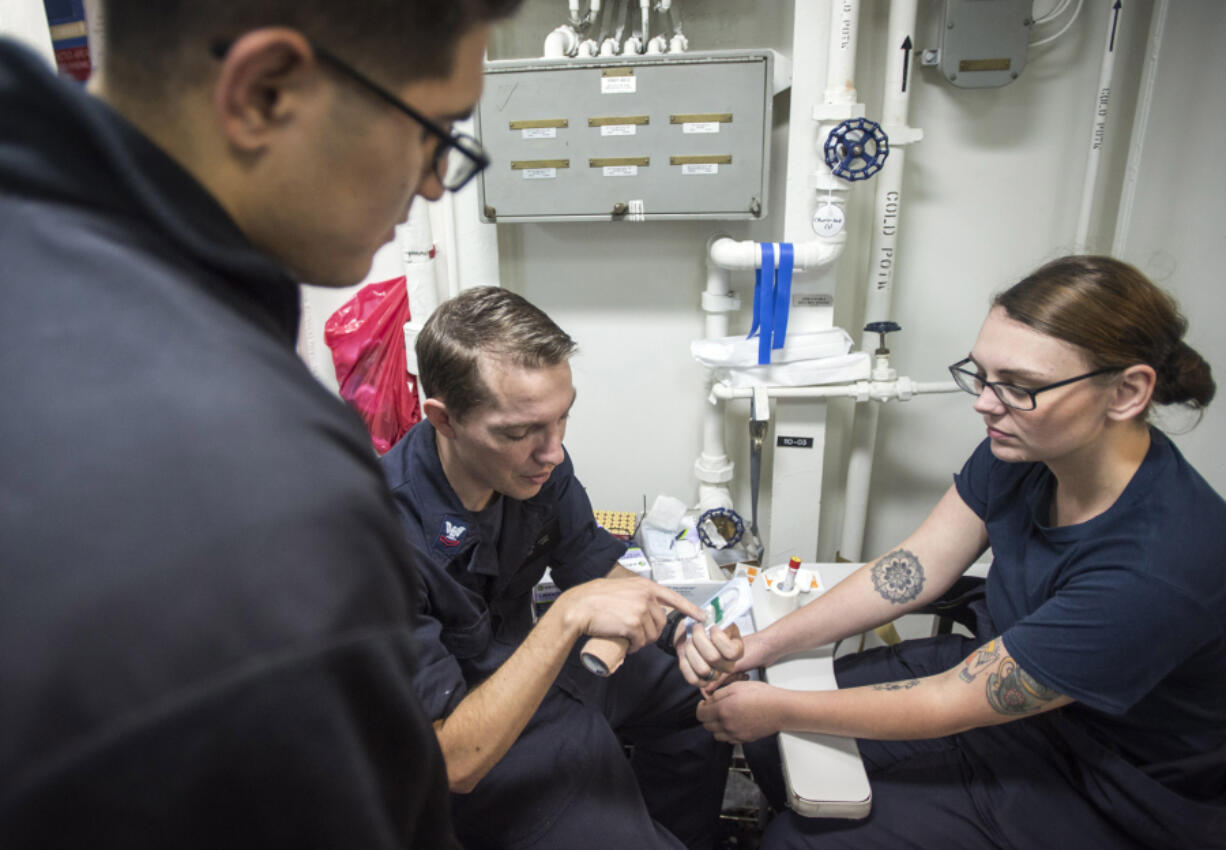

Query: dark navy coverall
left=382, top=421, right=730, bottom=850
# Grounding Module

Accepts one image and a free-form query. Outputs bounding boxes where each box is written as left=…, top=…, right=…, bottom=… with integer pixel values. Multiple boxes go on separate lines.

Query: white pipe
left=693, top=246, right=739, bottom=509
left=543, top=24, right=579, bottom=58
left=400, top=204, right=439, bottom=412
left=708, top=234, right=844, bottom=272
left=712, top=379, right=958, bottom=402
left=840, top=0, right=920, bottom=563
left=1112, top=0, right=1167, bottom=257
left=1074, top=1, right=1121, bottom=252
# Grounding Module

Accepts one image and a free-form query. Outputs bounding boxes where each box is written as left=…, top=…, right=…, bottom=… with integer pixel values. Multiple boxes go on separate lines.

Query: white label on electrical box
left=682, top=163, right=719, bottom=176
left=603, top=165, right=638, bottom=177
left=812, top=203, right=845, bottom=237
left=522, top=168, right=557, bottom=180
left=521, top=127, right=557, bottom=140
left=792, top=293, right=834, bottom=307
left=601, top=75, right=636, bottom=94
left=683, top=121, right=720, bottom=134
left=600, top=124, right=636, bottom=136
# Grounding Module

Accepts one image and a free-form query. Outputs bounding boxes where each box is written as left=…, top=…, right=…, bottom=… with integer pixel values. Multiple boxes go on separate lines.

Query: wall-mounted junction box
left=475, top=50, right=774, bottom=223
left=937, top=0, right=1033, bottom=88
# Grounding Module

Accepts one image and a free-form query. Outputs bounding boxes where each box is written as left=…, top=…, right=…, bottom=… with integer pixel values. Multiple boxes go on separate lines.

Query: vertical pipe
left=1112, top=0, right=1167, bottom=257
left=1074, top=2, right=1120, bottom=252
left=839, top=0, right=919, bottom=563
left=694, top=257, right=735, bottom=510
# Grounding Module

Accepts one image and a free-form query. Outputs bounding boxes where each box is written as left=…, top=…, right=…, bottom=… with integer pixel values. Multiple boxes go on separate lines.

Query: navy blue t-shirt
left=954, top=430, right=1226, bottom=800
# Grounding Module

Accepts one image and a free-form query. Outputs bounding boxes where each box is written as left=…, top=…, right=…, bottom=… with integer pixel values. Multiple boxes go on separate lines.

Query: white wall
left=297, top=0, right=1224, bottom=564
left=473, top=0, right=1226, bottom=563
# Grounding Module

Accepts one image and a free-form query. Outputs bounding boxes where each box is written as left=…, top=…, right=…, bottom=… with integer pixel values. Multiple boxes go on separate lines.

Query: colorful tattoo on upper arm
left=958, top=639, right=1063, bottom=716
left=870, top=549, right=925, bottom=604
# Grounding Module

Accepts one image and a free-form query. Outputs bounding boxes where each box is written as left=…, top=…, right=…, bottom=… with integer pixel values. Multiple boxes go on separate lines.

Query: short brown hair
left=416, top=287, right=578, bottom=421
left=103, top=0, right=523, bottom=101
left=994, top=255, right=1215, bottom=415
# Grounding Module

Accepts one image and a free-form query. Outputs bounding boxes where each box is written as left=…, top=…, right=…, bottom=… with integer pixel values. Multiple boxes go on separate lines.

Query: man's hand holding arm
left=433, top=575, right=704, bottom=792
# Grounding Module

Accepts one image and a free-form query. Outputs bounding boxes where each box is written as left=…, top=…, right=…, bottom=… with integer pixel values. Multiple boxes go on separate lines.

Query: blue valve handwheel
left=697, top=507, right=746, bottom=549
left=824, top=118, right=890, bottom=181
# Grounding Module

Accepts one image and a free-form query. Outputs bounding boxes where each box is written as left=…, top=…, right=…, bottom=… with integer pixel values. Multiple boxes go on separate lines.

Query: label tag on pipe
left=813, top=203, right=845, bottom=237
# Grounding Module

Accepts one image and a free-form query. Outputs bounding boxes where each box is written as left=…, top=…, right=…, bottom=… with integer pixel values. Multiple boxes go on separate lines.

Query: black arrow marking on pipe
left=901, top=35, right=913, bottom=92
left=1109, top=1, right=1122, bottom=52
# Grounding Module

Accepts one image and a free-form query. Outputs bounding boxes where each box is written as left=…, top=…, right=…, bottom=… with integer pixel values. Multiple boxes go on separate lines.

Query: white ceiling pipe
left=1074, top=1, right=1122, bottom=251
left=841, top=0, right=921, bottom=564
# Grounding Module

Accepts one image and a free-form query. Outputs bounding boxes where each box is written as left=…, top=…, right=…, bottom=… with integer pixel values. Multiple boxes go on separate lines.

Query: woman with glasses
left=682, top=255, right=1224, bottom=849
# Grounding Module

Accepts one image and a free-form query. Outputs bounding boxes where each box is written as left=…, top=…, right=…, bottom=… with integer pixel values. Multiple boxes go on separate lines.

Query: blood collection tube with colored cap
left=779, top=555, right=802, bottom=592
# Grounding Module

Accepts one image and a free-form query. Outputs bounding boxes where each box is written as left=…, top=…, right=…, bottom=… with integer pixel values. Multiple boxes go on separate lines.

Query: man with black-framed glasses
left=0, top=2, right=522, bottom=848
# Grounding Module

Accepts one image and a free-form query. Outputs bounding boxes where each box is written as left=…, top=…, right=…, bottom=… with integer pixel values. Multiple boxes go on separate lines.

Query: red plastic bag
left=324, top=276, right=421, bottom=454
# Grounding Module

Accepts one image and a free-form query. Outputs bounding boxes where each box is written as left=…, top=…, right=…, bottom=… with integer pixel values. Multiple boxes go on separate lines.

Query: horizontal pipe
left=711, top=378, right=958, bottom=401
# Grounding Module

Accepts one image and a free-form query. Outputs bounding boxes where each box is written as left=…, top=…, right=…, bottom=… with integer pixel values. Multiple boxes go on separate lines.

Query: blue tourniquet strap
left=772, top=243, right=794, bottom=351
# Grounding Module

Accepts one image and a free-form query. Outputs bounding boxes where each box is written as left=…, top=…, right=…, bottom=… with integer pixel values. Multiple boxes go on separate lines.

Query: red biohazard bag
left=323, top=276, right=421, bottom=454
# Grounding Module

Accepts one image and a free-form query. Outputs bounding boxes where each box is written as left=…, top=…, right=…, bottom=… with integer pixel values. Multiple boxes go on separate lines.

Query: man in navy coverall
left=380, top=286, right=736, bottom=850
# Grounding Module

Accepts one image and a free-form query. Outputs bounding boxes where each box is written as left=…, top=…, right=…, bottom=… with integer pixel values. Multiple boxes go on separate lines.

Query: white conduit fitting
left=543, top=24, right=580, bottom=58
left=841, top=0, right=921, bottom=563
left=1074, top=1, right=1122, bottom=251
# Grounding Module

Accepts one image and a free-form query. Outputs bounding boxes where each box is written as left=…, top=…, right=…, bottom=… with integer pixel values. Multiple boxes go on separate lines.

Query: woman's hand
left=677, top=622, right=743, bottom=687
left=696, top=679, right=786, bottom=743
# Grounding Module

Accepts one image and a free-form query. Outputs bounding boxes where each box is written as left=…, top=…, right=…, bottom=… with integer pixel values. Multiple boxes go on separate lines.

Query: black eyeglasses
left=209, top=39, right=489, bottom=192
left=948, top=357, right=1121, bottom=411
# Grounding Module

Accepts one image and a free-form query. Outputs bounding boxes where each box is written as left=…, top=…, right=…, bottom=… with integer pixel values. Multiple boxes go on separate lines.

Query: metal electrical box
left=937, top=0, right=1033, bottom=88
left=475, top=50, right=774, bottom=223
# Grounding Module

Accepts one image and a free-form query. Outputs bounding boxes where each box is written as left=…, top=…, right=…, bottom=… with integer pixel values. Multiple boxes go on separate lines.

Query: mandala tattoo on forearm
left=870, top=549, right=925, bottom=604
